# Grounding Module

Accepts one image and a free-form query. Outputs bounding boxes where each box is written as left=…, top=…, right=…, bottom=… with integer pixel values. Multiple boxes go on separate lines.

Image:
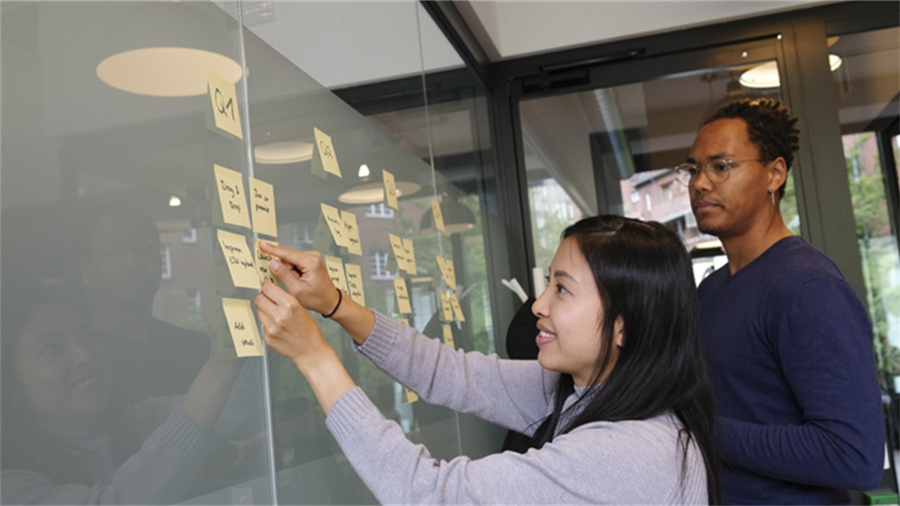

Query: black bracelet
left=323, top=288, right=342, bottom=318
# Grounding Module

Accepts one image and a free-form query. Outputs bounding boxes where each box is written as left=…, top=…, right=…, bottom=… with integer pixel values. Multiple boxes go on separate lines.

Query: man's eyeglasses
left=674, top=158, right=763, bottom=186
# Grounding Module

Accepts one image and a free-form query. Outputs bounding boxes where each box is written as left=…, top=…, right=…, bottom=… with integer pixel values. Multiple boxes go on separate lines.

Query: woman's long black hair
left=531, top=215, right=720, bottom=503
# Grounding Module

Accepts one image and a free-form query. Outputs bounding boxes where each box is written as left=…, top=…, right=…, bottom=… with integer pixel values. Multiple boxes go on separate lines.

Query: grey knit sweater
left=326, top=312, right=708, bottom=504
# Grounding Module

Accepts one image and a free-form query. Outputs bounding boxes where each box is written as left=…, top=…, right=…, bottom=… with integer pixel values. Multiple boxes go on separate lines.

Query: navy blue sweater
left=699, top=237, right=884, bottom=504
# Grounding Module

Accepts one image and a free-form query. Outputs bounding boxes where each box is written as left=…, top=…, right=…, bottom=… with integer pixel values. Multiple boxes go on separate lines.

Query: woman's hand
left=255, top=280, right=333, bottom=368
left=255, top=279, right=357, bottom=414
left=258, top=242, right=338, bottom=317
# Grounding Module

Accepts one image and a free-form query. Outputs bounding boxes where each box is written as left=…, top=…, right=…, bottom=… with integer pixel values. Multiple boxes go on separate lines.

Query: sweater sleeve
left=1, top=406, right=213, bottom=505
left=357, top=311, right=555, bottom=434
left=717, top=277, right=885, bottom=491
left=326, top=387, right=707, bottom=504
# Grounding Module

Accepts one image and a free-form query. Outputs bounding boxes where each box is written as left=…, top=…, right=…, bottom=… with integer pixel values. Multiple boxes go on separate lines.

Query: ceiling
left=455, top=0, right=834, bottom=61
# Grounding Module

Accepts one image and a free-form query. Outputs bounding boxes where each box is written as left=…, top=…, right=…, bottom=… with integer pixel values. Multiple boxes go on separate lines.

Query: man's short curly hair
left=704, top=98, right=800, bottom=196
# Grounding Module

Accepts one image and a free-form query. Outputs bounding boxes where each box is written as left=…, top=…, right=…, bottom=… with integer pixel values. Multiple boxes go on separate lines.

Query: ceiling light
left=420, top=200, right=477, bottom=235
left=96, top=2, right=242, bottom=97
left=358, top=164, right=371, bottom=178
left=739, top=55, right=842, bottom=89
left=168, top=195, right=182, bottom=207
left=254, top=141, right=315, bottom=165
left=338, top=181, right=421, bottom=205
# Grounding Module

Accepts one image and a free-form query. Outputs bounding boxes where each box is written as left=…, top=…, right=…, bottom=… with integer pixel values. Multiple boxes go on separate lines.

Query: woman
left=1, top=291, right=242, bottom=504
left=256, top=215, right=720, bottom=504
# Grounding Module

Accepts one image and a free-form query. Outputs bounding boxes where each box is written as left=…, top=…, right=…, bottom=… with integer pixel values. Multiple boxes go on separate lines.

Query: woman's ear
left=613, top=316, right=625, bottom=348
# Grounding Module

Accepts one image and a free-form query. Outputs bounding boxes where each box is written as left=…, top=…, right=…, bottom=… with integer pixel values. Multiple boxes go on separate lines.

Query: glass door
left=517, top=39, right=801, bottom=286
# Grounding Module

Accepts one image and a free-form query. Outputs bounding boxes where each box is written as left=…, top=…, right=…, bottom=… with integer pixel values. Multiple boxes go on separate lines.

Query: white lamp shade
left=96, top=2, right=242, bottom=97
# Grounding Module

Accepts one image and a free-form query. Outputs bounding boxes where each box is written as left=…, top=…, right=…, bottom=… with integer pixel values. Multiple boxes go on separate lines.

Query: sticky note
left=314, top=127, right=341, bottom=178
left=431, top=199, right=445, bottom=232
left=312, top=212, right=333, bottom=251
left=388, top=234, right=407, bottom=273
left=404, top=387, right=419, bottom=403
left=449, top=291, right=466, bottom=322
left=393, top=277, right=412, bottom=314
left=214, top=164, right=251, bottom=229
left=208, top=73, right=243, bottom=140
left=221, top=297, right=264, bottom=357
left=217, top=229, right=261, bottom=289
left=255, top=239, right=280, bottom=285
left=383, top=170, right=398, bottom=210
left=437, top=256, right=457, bottom=290
left=320, top=203, right=347, bottom=247
left=345, top=263, right=366, bottom=307
left=402, top=238, right=416, bottom=274
left=249, top=177, right=278, bottom=238
left=340, top=210, right=362, bottom=256
left=440, top=290, right=453, bottom=321
left=442, top=324, right=455, bottom=349
left=325, top=255, right=349, bottom=293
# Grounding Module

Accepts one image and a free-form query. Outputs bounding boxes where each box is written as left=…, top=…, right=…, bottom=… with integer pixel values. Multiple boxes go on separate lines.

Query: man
left=80, top=204, right=211, bottom=408
left=682, top=98, right=884, bottom=504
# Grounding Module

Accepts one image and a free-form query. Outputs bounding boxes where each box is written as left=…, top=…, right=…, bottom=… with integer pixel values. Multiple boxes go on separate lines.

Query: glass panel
left=520, top=61, right=800, bottom=285
left=1, top=1, right=276, bottom=504
left=238, top=1, right=505, bottom=503
left=829, top=27, right=900, bottom=395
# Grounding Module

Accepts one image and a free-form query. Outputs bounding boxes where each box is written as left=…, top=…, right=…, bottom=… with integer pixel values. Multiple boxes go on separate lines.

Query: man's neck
left=721, top=212, right=793, bottom=275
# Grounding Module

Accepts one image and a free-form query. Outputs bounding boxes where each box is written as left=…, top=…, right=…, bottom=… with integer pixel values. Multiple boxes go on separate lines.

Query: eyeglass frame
left=673, top=157, right=766, bottom=187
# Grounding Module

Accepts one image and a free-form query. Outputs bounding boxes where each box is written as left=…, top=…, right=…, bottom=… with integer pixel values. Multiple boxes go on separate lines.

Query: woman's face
left=532, top=237, right=622, bottom=387
left=14, top=300, right=111, bottom=426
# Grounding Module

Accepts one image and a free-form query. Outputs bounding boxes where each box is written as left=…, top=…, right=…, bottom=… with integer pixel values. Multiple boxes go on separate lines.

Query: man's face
left=82, top=212, right=162, bottom=310
left=688, top=118, right=774, bottom=240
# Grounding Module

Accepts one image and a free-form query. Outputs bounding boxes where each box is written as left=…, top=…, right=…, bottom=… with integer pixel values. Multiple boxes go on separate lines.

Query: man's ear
left=613, top=316, right=625, bottom=348
left=768, top=156, right=788, bottom=191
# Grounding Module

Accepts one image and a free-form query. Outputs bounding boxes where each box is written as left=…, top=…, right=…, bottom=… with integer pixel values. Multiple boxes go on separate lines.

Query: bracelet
left=322, top=288, right=342, bottom=318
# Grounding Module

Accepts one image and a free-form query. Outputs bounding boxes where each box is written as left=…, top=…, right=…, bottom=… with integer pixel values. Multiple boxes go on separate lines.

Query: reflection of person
left=80, top=204, right=210, bottom=407
left=680, top=98, right=884, bottom=503
left=255, top=216, right=720, bottom=504
left=0, top=291, right=242, bottom=504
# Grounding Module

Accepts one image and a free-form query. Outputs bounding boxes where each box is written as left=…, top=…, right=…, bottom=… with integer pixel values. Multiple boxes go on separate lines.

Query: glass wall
left=1, top=1, right=505, bottom=504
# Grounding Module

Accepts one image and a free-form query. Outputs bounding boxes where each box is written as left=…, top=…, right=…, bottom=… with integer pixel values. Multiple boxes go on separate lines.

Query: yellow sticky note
left=221, top=297, right=264, bottom=357
left=404, top=387, right=419, bottom=404
left=340, top=210, right=362, bottom=256
left=320, top=203, right=347, bottom=247
left=431, top=199, right=445, bottom=232
left=393, top=276, right=412, bottom=314
left=217, top=229, right=261, bottom=289
left=383, top=170, right=398, bottom=210
left=312, top=212, right=333, bottom=251
left=440, top=290, right=453, bottom=321
left=345, top=263, right=366, bottom=307
left=249, top=177, right=278, bottom=238
left=214, top=164, right=251, bottom=229
left=314, top=127, right=342, bottom=178
left=449, top=291, right=466, bottom=322
left=398, top=318, right=410, bottom=326
left=437, top=256, right=457, bottom=290
left=402, top=238, right=416, bottom=274
left=388, top=234, right=407, bottom=273
left=255, top=239, right=280, bottom=286
left=442, top=324, right=456, bottom=349
left=208, top=73, right=243, bottom=140
left=325, top=255, right=349, bottom=293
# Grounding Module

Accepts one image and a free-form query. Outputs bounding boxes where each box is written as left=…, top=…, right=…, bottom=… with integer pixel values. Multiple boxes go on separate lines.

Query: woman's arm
left=255, top=280, right=355, bottom=415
